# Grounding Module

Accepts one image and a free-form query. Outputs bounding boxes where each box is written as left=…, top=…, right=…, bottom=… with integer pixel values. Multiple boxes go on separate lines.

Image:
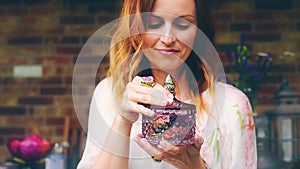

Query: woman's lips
left=156, top=49, right=180, bottom=55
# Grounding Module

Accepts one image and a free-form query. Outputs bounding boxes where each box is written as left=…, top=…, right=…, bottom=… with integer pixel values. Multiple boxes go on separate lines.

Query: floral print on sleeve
left=200, top=84, right=257, bottom=169
left=200, top=130, right=220, bottom=167
left=234, top=101, right=255, bottom=131
left=236, top=99, right=257, bottom=168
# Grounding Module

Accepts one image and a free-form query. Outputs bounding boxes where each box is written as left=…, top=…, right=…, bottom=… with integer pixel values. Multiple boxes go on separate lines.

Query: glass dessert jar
left=142, top=98, right=196, bottom=145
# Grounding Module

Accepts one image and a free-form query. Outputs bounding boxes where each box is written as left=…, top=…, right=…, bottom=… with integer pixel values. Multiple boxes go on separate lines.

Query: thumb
left=194, top=134, right=204, bottom=150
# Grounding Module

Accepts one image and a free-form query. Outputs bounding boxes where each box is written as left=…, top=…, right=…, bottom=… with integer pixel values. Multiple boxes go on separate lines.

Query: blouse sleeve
left=77, top=78, right=116, bottom=169
left=221, top=87, right=257, bottom=169
left=77, top=137, right=102, bottom=169
left=199, top=84, right=257, bottom=169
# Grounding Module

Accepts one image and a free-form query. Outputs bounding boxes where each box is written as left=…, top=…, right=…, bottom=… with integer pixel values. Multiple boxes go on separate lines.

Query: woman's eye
left=148, top=23, right=162, bottom=29
left=174, top=24, right=189, bottom=30
left=174, top=18, right=191, bottom=30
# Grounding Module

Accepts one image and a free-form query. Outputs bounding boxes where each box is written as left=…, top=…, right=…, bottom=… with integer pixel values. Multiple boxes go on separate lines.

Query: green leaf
left=240, top=119, right=245, bottom=129
left=236, top=110, right=242, bottom=116
left=248, top=112, right=253, bottom=118
left=237, top=45, right=249, bottom=56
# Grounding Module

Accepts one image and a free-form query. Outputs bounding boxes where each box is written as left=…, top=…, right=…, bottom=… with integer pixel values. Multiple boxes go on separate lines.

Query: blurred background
left=0, top=0, right=299, bottom=168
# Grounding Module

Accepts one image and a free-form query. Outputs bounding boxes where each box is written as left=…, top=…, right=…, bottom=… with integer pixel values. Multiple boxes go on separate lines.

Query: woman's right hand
left=119, top=76, right=174, bottom=122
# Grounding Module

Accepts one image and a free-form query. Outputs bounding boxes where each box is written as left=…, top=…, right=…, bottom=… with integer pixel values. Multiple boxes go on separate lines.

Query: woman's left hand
left=134, top=134, right=206, bottom=169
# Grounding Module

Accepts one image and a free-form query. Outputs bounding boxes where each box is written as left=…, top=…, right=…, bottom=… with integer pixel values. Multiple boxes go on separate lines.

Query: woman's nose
left=160, top=34, right=176, bottom=45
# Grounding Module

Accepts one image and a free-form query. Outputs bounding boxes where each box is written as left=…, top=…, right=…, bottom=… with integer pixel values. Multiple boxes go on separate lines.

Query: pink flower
left=27, top=134, right=42, bottom=144
left=142, top=76, right=154, bottom=83
left=246, top=121, right=255, bottom=131
left=19, top=138, right=41, bottom=160
left=245, top=132, right=256, bottom=168
left=8, top=134, right=52, bottom=161
left=9, top=140, right=20, bottom=153
left=39, top=139, right=51, bottom=154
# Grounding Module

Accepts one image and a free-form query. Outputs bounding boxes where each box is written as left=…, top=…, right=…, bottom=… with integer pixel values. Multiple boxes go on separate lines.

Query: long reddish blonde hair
left=107, top=0, right=215, bottom=113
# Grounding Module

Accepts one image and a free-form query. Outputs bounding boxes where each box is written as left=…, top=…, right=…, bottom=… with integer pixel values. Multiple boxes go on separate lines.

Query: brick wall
left=0, top=0, right=119, bottom=162
left=213, top=0, right=300, bottom=113
left=0, top=0, right=299, bottom=162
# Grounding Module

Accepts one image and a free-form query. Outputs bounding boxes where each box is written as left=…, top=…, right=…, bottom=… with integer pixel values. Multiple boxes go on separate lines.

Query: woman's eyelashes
left=148, top=22, right=163, bottom=29
left=174, top=23, right=189, bottom=30
left=147, top=18, right=191, bottom=30
left=147, top=22, right=190, bottom=30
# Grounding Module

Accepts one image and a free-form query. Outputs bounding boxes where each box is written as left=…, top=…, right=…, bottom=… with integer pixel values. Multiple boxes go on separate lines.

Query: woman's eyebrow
left=149, top=14, right=162, bottom=20
left=179, top=14, right=196, bottom=19
left=178, top=15, right=197, bottom=23
left=149, top=14, right=196, bottom=22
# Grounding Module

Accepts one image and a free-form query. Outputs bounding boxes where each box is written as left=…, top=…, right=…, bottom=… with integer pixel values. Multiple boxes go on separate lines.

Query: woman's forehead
left=151, top=0, right=196, bottom=17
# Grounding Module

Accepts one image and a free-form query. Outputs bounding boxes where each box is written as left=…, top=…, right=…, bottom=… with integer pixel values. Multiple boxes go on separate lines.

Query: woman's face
left=142, top=0, right=197, bottom=71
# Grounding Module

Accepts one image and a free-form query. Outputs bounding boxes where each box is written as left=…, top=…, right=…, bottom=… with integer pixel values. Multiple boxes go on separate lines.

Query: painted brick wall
left=0, top=0, right=299, bottom=162
left=213, top=0, right=300, bottom=112
left=0, top=0, right=119, bottom=162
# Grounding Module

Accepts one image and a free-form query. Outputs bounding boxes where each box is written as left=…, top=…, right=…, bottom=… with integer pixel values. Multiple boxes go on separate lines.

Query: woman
left=77, top=0, right=257, bottom=168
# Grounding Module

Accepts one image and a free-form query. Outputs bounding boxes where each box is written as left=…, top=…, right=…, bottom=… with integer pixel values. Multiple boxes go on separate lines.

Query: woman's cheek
left=176, top=27, right=197, bottom=46
left=143, top=33, right=159, bottom=48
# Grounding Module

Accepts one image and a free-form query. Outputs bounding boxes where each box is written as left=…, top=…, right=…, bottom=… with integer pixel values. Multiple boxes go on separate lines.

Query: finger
left=194, top=134, right=204, bottom=150
left=127, top=90, right=153, bottom=105
left=150, top=90, right=173, bottom=106
left=127, top=83, right=172, bottom=106
left=132, top=75, right=170, bottom=97
left=132, top=102, right=155, bottom=116
left=164, top=158, right=185, bottom=168
left=127, top=88, right=168, bottom=106
left=153, top=83, right=174, bottom=97
left=153, top=84, right=174, bottom=105
left=134, top=137, right=166, bottom=160
left=186, top=134, right=204, bottom=157
left=129, top=83, right=172, bottom=102
left=128, top=82, right=153, bottom=95
left=132, top=76, right=143, bottom=85
left=135, top=133, right=143, bottom=139
left=159, top=141, right=180, bottom=156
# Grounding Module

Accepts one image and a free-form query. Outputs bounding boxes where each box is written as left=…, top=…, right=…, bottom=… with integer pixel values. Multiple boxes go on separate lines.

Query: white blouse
left=77, top=78, right=257, bottom=169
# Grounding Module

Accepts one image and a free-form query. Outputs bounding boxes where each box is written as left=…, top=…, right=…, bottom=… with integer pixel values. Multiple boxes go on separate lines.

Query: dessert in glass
left=141, top=75, right=196, bottom=145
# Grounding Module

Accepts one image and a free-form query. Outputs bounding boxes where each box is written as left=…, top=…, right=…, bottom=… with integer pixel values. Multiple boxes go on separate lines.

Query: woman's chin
left=151, top=63, right=184, bottom=72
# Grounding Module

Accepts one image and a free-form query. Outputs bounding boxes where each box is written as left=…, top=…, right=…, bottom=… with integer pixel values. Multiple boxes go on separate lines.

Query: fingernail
left=157, top=144, right=163, bottom=149
left=168, top=94, right=174, bottom=99
left=148, top=110, right=155, bottom=116
left=140, top=138, right=147, bottom=145
left=167, top=98, right=173, bottom=104
left=196, top=134, right=204, bottom=143
left=161, top=100, right=167, bottom=106
left=199, top=137, right=204, bottom=144
left=133, top=136, right=139, bottom=143
left=159, top=141, right=167, bottom=147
